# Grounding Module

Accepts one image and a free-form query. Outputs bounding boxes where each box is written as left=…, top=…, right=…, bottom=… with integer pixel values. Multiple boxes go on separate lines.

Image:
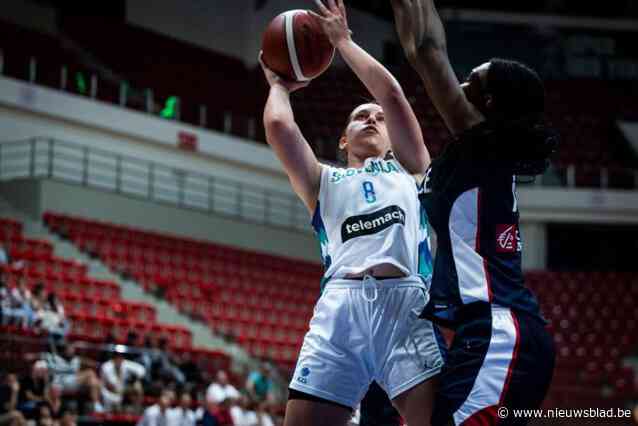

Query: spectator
left=138, top=336, right=184, bottom=385
left=245, top=365, right=272, bottom=403
left=0, top=373, right=26, bottom=426
left=0, top=278, right=11, bottom=326
left=6, top=275, right=33, bottom=327
left=42, top=341, right=101, bottom=414
left=100, top=347, right=146, bottom=413
left=34, top=293, right=69, bottom=338
left=30, top=284, right=46, bottom=313
left=229, top=395, right=257, bottom=426
left=17, top=361, right=48, bottom=417
left=157, top=338, right=185, bottom=385
left=205, top=371, right=239, bottom=405
left=136, top=389, right=175, bottom=426
left=167, top=392, right=196, bottom=426
left=177, top=352, right=201, bottom=386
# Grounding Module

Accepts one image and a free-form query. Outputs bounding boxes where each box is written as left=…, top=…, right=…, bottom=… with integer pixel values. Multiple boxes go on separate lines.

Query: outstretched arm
left=310, top=0, right=430, bottom=174
left=261, top=56, right=321, bottom=213
left=390, top=0, right=483, bottom=135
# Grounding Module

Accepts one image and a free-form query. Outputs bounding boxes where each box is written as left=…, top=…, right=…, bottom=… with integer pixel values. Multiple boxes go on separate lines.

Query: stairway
left=0, top=196, right=253, bottom=365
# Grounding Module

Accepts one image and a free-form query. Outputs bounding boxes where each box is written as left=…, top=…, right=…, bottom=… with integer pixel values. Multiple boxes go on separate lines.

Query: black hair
left=486, top=58, right=545, bottom=121
left=476, top=59, right=558, bottom=175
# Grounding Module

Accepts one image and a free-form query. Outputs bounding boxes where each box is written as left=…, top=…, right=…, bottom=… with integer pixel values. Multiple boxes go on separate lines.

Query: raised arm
left=390, top=0, right=483, bottom=135
left=261, top=56, right=322, bottom=213
left=310, top=0, right=429, bottom=174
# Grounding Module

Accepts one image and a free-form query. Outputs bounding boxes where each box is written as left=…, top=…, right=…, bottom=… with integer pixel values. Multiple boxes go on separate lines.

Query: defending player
left=389, top=1, right=557, bottom=424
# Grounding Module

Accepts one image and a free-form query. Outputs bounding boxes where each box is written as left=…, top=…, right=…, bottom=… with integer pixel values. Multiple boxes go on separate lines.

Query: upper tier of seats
left=1, top=19, right=637, bottom=186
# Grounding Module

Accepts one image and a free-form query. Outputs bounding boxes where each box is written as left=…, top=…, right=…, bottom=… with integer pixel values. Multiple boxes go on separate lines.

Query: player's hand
left=259, top=52, right=309, bottom=93
left=309, top=0, right=352, bottom=48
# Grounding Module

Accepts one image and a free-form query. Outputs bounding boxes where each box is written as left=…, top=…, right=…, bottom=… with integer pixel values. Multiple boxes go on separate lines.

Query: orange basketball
left=262, top=10, right=335, bottom=82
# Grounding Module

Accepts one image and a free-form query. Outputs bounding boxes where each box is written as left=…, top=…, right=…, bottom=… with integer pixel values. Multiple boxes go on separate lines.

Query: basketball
left=262, top=9, right=335, bottom=82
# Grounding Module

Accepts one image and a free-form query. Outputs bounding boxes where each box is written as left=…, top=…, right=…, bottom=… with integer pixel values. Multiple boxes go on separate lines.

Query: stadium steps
left=0, top=196, right=251, bottom=362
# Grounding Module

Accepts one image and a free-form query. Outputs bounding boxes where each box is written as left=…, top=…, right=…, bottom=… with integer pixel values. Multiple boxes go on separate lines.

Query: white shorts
left=289, top=276, right=444, bottom=409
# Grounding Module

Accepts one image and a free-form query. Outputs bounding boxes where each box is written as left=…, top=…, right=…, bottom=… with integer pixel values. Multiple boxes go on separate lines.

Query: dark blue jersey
left=420, top=123, right=545, bottom=327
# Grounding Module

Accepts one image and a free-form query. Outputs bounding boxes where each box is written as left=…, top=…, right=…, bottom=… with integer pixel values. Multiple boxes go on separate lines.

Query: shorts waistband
left=326, top=275, right=427, bottom=289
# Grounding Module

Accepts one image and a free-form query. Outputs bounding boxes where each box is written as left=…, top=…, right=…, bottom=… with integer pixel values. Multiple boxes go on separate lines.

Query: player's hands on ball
left=259, top=51, right=309, bottom=93
left=309, top=0, right=352, bottom=48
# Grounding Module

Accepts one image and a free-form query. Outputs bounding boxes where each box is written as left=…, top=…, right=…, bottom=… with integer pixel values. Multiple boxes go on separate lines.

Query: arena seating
left=526, top=270, right=638, bottom=408
left=42, top=212, right=320, bottom=373
left=0, top=217, right=230, bottom=378
left=40, top=212, right=638, bottom=408
left=3, top=19, right=637, bottom=184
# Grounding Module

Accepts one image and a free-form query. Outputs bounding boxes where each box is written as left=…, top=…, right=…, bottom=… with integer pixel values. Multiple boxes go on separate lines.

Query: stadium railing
left=0, top=138, right=310, bottom=233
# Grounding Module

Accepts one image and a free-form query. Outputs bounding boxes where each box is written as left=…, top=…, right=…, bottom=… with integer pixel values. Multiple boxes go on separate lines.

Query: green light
left=75, top=72, right=86, bottom=94
left=160, top=96, right=178, bottom=119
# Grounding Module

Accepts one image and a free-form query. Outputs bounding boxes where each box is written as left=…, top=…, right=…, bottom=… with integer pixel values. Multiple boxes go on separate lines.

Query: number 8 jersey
left=312, top=156, right=433, bottom=285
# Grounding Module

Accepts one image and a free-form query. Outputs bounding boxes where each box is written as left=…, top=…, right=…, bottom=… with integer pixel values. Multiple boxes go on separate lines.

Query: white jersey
left=312, top=156, right=433, bottom=283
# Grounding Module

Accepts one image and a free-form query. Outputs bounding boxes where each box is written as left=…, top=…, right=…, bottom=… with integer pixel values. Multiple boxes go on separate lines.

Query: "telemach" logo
left=341, top=205, right=406, bottom=242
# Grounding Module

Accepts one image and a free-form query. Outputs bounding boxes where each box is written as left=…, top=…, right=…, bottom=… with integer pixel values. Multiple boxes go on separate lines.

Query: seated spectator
left=206, top=371, right=239, bottom=405
left=42, top=341, right=102, bottom=414
left=245, top=365, right=272, bottom=403
left=229, top=395, right=258, bottom=426
left=167, top=392, right=196, bottom=426
left=177, top=352, right=201, bottom=387
left=0, top=279, right=11, bottom=326
left=138, top=336, right=185, bottom=387
left=136, top=389, right=174, bottom=426
left=34, top=293, right=69, bottom=338
left=156, top=338, right=185, bottom=385
left=100, top=346, right=146, bottom=413
left=0, top=373, right=26, bottom=426
left=17, top=361, right=48, bottom=417
left=30, top=284, right=46, bottom=313
left=5, top=275, right=33, bottom=327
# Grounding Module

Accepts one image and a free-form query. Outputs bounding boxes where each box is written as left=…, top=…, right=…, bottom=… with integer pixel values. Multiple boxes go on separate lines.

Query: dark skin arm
left=390, top=0, right=484, bottom=136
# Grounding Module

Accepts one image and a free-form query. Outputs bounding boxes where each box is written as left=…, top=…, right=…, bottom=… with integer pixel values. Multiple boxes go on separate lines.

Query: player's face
left=341, top=103, right=391, bottom=160
left=461, top=62, right=491, bottom=115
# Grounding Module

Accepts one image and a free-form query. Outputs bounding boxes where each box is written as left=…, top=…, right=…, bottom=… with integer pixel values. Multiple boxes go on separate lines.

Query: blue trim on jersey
left=311, top=201, right=332, bottom=292
left=417, top=200, right=433, bottom=278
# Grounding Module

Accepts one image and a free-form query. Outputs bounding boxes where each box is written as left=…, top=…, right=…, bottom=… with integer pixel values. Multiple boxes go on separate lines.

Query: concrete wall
left=0, top=76, right=292, bottom=193
left=0, top=179, right=320, bottom=263
left=126, top=0, right=396, bottom=67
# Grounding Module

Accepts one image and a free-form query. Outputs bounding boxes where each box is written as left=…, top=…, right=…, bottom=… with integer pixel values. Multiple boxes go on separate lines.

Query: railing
left=1, top=51, right=637, bottom=190
left=0, top=138, right=311, bottom=232
left=0, top=50, right=260, bottom=141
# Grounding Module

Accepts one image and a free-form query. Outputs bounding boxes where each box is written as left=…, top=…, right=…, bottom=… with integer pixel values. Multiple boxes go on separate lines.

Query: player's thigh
left=284, top=398, right=352, bottom=426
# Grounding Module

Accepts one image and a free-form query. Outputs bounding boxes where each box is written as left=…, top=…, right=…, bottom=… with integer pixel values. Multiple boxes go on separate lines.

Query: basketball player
left=260, top=1, right=445, bottom=425
left=389, top=1, right=557, bottom=424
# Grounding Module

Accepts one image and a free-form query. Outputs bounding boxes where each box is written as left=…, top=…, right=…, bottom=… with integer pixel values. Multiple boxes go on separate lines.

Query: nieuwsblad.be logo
left=341, top=205, right=406, bottom=243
